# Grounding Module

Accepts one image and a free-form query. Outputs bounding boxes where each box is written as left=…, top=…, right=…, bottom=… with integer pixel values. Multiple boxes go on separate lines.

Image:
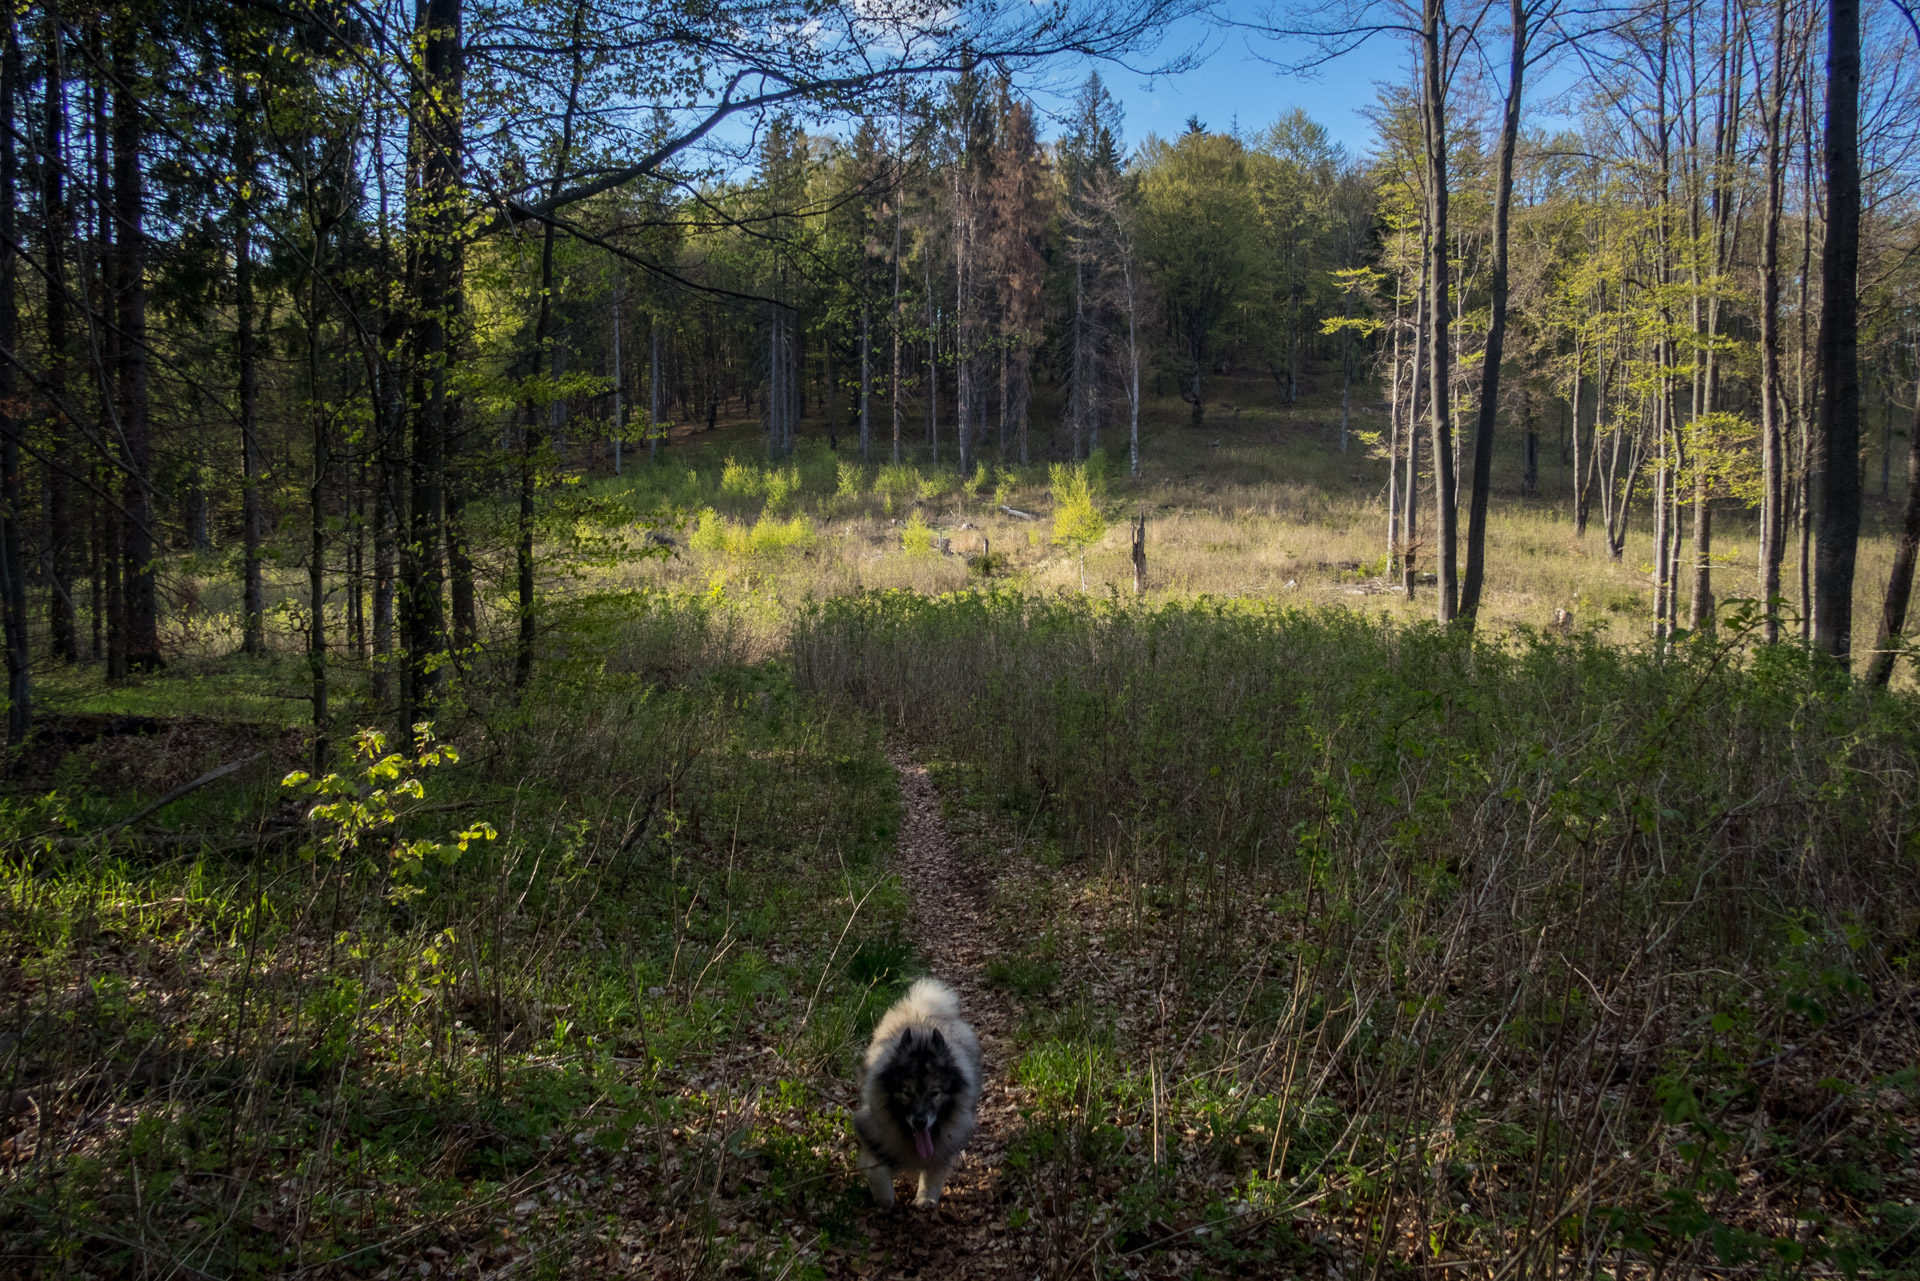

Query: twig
left=94, top=754, right=265, bottom=839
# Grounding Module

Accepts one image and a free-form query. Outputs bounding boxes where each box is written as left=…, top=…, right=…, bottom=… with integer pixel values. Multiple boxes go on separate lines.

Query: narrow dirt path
left=859, top=748, right=1023, bottom=1276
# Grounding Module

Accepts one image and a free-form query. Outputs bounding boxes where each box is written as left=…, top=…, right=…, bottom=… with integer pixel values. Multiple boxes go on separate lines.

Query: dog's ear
left=897, top=1027, right=915, bottom=1051
left=923, top=1028, right=947, bottom=1053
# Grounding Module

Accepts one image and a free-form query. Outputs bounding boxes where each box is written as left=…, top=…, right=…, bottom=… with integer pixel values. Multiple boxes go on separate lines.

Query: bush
left=689, top=509, right=814, bottom=559
left=900, top=511, right=935, bottom=557
left=1049, top=461, right=1107, bottom=557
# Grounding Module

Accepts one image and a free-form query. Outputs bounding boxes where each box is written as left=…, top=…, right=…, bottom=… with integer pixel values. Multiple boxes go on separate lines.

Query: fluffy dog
left=852, top=978, right=981, bottom=1208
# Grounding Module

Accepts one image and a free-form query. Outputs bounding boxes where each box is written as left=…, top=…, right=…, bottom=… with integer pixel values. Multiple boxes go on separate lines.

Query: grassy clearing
left=796, top=590, right=1920, bottom=1276
left=555, top=369, right=1909, bottom=658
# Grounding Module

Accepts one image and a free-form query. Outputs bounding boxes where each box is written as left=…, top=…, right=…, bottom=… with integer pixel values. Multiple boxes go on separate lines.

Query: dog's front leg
left=914, top=1165, right=951, bottom=1208
left=860, top=1150, right=896, bottom=1208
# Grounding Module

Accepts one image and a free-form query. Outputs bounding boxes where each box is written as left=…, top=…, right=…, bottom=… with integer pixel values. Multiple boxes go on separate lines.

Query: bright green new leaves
left=283, top=724, right=496, bottom=901
left=1049, top=459, right=1107, bottom=553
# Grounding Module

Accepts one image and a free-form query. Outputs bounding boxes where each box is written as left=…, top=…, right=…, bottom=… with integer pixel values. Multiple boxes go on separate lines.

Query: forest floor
left=4, top=363, right=1920, bottom=1278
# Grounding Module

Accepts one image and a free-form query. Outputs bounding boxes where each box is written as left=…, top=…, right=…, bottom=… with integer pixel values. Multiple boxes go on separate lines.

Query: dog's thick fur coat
left=852, top=978, right=981, bottom=1208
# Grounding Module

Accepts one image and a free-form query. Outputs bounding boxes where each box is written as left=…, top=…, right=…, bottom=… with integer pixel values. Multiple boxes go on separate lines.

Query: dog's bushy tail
left=900, top=977, right=961, bottom=1023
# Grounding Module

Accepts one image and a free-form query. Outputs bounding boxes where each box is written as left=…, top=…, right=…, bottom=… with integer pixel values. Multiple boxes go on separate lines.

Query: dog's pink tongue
left=914, top=1129, right=935, bottom=1161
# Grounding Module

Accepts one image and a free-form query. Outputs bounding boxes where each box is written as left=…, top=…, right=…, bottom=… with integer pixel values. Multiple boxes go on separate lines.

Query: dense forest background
left=1, top=0, right=1918, bottom=743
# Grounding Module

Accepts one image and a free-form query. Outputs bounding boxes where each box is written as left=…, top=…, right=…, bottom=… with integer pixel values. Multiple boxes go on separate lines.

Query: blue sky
left=1032, top=11, right=1415, bottom=160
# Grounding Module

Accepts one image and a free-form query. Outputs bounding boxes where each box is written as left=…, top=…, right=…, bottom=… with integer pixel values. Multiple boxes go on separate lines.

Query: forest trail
left=862, top=748, right=1024, bottom=1277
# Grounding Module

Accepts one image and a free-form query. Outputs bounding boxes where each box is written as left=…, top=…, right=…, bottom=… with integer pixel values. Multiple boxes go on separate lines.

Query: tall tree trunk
left=402, top=0, right=462, bottom=723
left=0, top=19, right=28, bottom=740
left=825, top=324, right=838, bottom=450
left=955, top=167, right=971, bottom=477
left=1757, top=0, right=1789, bottom=643
left=611, top=281, right=624, bottom=475
left=41, top=15, right=75, bottom=663
left=860, top=306, right=871, bottom=461
left=1813, top=0, right=1862, bottom=663
left=307, top=229, right=329, bottom=762
left=891, top=168, right=904, bottom=464
left=446, top=469, right=475, bottom=651
left=1338, top=291, right=1352, bottom=454
left=1866, top=383, right=1920, bottom=686
left=1073, top=239, right=1088, bottom=453
left=373, top=419, right=396, bottom=706
left=1796, top=65, right=1817, bottom=640
left=1421, top=0, right=1458, bottom=623
left=113, top=30, right=159, bottom=671
left=1386, top=275, right=1404, bottom=567
left=1403, top=238, right=1428, bottom=600
left=1122, top=254, right=1141, bottom=478
left=925, top=252, right=937, bottom=461
left=1571, top=332, right=1587, bottom=536
left=91, top=50, right=121, bottom=676
left=520, top=9, right=590, bottom=692
left=1458, top=0, right=1525, bottom=625
left=234, top=86, right=265, bottom=658
left=1521, top=393, right=1537, bottom=498
left=650, top=322, right=661, bottom=459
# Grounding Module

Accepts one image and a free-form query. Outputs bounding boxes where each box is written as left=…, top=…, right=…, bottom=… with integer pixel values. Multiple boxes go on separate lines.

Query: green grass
left=0, top=592, right=911, bottom=1278
left=7, top=354, right=1920, bottom=1277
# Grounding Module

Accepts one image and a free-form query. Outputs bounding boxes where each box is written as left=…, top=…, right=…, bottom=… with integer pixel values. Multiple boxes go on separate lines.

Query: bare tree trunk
left=0, top=19, right=28, bottom=740
left=1570, top=331, right=1586, bottom=536
left=650, top=322, right=661, bottom=458
left=1756, top=0, right=1790, bottom=643
left=1122, top=254, right=1141, bottom=478
left=1458, top=0, right=1525, bottom=626
left=611, top=280, right=624, bottom=475
left=1386, top=276, right=1404, bottom=567
left=860, top=306, right=871, bottom=461
left=1796, top=64, right=1817, bottom=640
left=1420, top=0, right=1458, bottom=623
left=1867, top=382, right=1920, bottom=686
left=1521, top=393, right=1537, bottom=498
left=307, top=227, right=330, bottom=761
left=402, top=0, right=462, bottom=723
left=373, top=423, right=396, bottom=706
left=41, top=16, right=75, bottom=663
left=926, top=264, right=938, bottom=462
left=826, top=324, right=838, bottom=450
left=1339, top=291, right=1352, bottom=454
left=90, top=53, right=118, bottom=674
left=1131, top=515, right=1146, bottom=594
left=891, top=130, right=904, bottom=464
left=446, top=467, right=475, bottom=650
left=113, top=30, right=159, bottom=672
left=1653, top=380, right=1673, bottom=637
left=1813, top=0, right=1862, bottom=664
left=956, top=192, right=971, bottom=477
left=517, top=3, right=585, bottom=690
left=235, top=95, right=266, bottom=657
left=1403, top=238, right=1428, bottom=601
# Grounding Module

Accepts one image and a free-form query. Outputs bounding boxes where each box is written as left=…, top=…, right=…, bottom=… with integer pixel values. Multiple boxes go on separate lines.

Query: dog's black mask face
left=878, top=1027, right=964, bottom=1147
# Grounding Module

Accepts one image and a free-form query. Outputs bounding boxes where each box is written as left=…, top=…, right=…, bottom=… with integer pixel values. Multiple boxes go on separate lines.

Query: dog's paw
left=914, top=1169, right=949, bottom=1208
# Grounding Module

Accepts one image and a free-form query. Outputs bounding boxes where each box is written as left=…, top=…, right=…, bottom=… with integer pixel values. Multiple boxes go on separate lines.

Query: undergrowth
left=795, top=589, right=1920, bottom=1277
left=0, top=591, right=909, bottom=1278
